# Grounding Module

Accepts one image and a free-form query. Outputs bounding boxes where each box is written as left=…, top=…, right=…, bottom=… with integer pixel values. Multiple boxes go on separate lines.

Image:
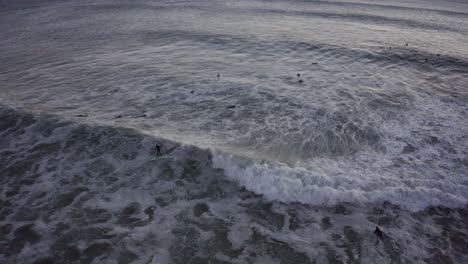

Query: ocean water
left=0, top=0, right=467, bottom=263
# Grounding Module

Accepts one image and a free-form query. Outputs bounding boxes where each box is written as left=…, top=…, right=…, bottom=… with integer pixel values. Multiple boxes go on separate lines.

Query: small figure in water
left=297, top=73, right=301, bottom=77
left=388, top=46, right=392, bottom=50
left=154, top=144, right=162, bottom=157
left=405, top=43, right=408, bottom=47
left=374, top=226, right=383, bottom=240
left=299, top=79, right=303, bottom=84
left=217, top=73, right=220, bottom=79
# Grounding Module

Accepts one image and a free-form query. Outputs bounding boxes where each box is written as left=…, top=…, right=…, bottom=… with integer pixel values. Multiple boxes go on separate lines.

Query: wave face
left=1, top=0, right=468, bottom=263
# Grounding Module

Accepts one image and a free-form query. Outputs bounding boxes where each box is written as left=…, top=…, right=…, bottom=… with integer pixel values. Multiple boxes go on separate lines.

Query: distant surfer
left=154, top=144, right=162, bottom=157
left=217, top=73, right=220, bottom=80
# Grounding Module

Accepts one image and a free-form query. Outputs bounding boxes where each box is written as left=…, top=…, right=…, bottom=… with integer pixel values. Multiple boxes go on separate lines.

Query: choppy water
left=1, top=0, right=467, bottom=263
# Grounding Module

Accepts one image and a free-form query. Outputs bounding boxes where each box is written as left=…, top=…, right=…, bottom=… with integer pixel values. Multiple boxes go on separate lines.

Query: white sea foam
left=211, top=149, right=467, bottom=212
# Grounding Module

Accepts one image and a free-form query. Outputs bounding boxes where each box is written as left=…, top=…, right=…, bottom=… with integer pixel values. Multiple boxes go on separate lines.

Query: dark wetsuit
left=374, top=226, right=383, bottom=240
left=155, top=145, right=162, bottom=156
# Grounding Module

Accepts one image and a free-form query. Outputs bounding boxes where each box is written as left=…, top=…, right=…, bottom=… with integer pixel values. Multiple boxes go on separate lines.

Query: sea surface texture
left=0, top=0, right=467, bottom=263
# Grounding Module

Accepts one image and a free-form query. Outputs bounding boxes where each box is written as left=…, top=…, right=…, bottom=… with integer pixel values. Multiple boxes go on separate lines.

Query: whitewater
left=0, top=0, right=467, bottom=263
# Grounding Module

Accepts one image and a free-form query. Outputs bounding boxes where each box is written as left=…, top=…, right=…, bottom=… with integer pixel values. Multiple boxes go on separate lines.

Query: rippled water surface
left=1, top=0, right=467, bottom=263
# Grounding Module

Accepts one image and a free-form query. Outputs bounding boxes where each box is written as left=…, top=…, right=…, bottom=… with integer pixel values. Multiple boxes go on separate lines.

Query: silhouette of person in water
left=154, top=144, right=162, bottom=157
left=374, top=226, right=383, bottom=241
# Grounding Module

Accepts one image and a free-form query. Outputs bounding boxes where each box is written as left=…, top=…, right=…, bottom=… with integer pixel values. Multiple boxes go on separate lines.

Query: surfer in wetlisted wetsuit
left=154, top=144, right=162, bottom=157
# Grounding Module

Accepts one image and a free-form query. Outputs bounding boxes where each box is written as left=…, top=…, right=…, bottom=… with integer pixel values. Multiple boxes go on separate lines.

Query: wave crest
left=211, top=150, right=467, bottom=212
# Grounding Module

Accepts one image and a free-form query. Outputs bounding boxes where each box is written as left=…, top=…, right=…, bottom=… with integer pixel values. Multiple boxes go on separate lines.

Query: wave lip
left=211, top=150, right=467, bottom=212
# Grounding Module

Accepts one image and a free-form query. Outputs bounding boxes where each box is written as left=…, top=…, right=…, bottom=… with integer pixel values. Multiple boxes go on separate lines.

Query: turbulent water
left=1, top=0, right=467, bottom=263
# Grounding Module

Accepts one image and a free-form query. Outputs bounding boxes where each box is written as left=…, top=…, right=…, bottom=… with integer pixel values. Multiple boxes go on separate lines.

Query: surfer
left=154, top=144, right=162, bottom=157
left=374, top=226, right=383, bottom=241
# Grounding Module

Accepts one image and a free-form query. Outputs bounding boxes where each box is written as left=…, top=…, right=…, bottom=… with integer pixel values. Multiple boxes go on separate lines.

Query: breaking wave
left=212, top=150, right=467, bottom=212
left=2, top=106, right=466, bottom=213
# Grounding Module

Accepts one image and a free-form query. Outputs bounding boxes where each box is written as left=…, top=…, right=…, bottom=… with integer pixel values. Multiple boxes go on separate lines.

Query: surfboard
left=151, top=155, right=166, bottom=160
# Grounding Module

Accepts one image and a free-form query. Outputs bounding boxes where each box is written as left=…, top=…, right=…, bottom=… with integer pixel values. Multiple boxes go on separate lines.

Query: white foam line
left=211, top=149, right=467, bottom=212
